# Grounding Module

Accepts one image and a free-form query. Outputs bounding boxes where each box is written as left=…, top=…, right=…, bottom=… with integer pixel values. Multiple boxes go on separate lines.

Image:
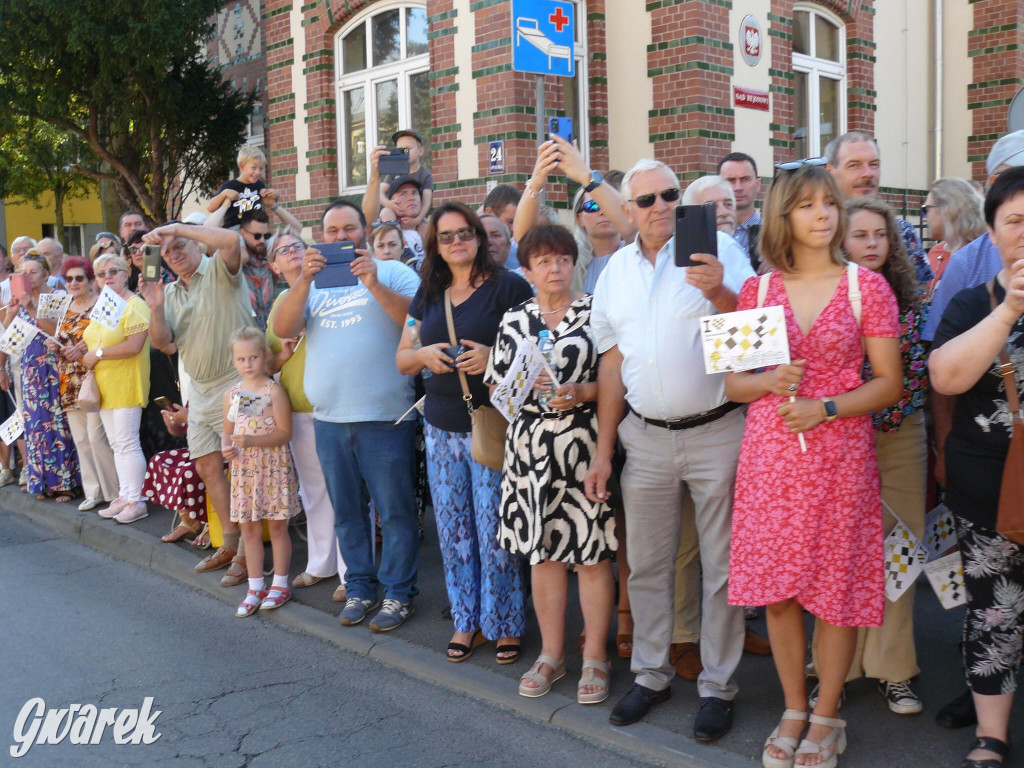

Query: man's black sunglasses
left=629, top=188, right=681, bottom=209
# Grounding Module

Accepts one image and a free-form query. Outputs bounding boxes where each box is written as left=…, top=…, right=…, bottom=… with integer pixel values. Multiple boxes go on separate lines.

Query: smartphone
left=547, top=116, right=574, bottom=144
left=443, top=344, right=467, bottom=367
left=379, top=147, right=411, bottom=176
left=674, top=203, right=719, bottom=268
left=142, top=244, right=163, bottom=281
left=153, top=396, right=174, bottom=410
left=9, top=274, right=30, bottom=300
left=313, top=241, right=358, bottom=289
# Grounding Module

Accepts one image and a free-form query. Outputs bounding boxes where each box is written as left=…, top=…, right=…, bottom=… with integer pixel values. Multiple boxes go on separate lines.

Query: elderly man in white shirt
left=586, top=158, right=753, bottom=740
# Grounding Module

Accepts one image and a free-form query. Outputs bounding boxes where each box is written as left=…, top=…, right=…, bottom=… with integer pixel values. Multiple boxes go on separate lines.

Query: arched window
left=792, top=4, right=846, bottom=158
left=335, top=2, right=429, bottom=192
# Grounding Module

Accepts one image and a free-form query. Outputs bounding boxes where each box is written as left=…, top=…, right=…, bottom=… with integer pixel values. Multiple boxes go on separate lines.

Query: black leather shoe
left=608, top=682, right=671, bottom=726
left=936, top=689, right=977, bottom=729
left=693, top=696, right=734, bottom=743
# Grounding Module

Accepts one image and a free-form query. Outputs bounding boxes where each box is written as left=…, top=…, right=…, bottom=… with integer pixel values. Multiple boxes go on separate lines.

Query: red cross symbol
left=549, top=6, right=570, bottom=33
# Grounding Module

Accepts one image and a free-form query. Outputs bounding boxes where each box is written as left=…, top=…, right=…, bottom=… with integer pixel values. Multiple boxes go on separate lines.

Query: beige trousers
left=811, top=409, right=928, bottom=683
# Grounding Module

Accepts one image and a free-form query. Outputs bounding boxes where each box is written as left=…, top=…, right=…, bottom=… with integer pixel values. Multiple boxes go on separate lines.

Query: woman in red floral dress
left=724, top=164, right=902, bottom=768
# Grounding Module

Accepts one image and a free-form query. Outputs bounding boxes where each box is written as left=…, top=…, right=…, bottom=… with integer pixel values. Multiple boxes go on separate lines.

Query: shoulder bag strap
left=847, top=262, right=862, bottom=327
left=756, top=272, right=770, bottom=309
left=988, top=280, right=1022, bottom=421
left=444, top=288, right=475, bottom=417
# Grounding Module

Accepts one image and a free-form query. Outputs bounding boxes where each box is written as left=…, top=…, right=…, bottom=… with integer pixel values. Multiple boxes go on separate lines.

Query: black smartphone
left=674, top=203, right=718, bottom=267
left=443, top=344, right=467, bottom=367
left=153, top=396, right=174, bottom=410
left=379, top=147, right=411, bottom=176
left=547, top=116, right=574, bottom=144
left=142, top=244, right=163, bottom=281
left=314, top=241, right=358, bottom=289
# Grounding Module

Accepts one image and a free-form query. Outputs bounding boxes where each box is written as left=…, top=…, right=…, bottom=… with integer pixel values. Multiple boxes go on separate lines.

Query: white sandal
left=795, top=713, right=846, bottom=768
left=577, top=659, right=610, bottom=705
left=763, top=709, right=808, bottom=768
left=518, top=654, right=565, bottom=698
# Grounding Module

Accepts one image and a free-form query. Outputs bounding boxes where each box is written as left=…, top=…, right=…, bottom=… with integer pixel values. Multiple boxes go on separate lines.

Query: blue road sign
left=512, top=0, right=575, bottom=77
left=488, top=140, right=505, bottom=175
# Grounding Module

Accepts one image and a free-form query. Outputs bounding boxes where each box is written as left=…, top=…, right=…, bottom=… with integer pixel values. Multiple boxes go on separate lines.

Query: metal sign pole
left=535, top=73, right=545, bottom=202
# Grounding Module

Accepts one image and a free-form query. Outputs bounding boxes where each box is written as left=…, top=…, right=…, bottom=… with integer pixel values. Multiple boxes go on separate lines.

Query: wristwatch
left=95, top=348, right=104, bottom=360
left=583, top=170, right=604, bottom=194
left=821, top=397, right=838, bottom=422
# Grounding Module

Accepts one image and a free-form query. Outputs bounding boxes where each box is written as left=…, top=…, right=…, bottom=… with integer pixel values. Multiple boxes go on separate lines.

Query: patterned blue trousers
left=425, top=423, right=526, bottom=639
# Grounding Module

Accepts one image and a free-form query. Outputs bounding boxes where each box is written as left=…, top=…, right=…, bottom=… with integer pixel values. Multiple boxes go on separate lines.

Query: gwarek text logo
left=11, top=697, right=162, bottom=757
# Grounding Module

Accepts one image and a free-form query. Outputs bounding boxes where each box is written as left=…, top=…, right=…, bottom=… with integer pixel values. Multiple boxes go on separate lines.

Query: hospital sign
left=511, top=0, right=575, bottom=77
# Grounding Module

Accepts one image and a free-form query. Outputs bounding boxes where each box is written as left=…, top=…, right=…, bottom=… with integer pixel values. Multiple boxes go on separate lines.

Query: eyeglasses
left=629, top=188, right=681, bottom=209
left=273, top=242, right=307, bottom=257
left=127, top=245, right=142, bottom=255
left=66, top=275, right=89, bottom=284
left=247, top=232, right=273, bottom=241
left=95, top=269, right=123, bottom=278
left=921, top=203, right=934, bottom=216
left=581, top=200, right=600, bottom=213
left=773, top=157, right=828, bottom=175
left=437, top=228, right=476, bottom=245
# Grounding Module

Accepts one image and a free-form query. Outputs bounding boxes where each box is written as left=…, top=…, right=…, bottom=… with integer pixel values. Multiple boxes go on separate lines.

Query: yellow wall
left=4, top=188, right=103, bottom=243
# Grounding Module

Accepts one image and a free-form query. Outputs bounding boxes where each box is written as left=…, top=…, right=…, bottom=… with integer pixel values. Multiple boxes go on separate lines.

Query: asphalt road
left=0, top=511, right=654, bottom=768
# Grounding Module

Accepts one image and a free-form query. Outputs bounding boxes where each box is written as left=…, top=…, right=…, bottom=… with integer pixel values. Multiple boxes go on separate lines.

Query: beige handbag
left=76, top=371, right=101, bottom=412
left=443, top=289, right=506, bottom=471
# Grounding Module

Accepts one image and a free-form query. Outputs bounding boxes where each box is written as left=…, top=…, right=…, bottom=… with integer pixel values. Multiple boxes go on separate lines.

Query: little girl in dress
left=222, top=327, right=300, bottom=617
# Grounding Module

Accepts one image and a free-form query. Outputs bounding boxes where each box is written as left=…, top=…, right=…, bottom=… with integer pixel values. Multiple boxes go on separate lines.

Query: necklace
left=538, top=298, right=575, bottom=315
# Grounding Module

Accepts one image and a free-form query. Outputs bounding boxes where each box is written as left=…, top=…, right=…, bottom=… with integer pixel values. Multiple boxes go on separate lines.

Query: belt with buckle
left=639, top=401, right=740, bottom=431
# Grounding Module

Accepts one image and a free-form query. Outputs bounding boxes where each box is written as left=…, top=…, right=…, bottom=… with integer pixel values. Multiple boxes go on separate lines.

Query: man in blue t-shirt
left=272, top=200, right=421, bottom=633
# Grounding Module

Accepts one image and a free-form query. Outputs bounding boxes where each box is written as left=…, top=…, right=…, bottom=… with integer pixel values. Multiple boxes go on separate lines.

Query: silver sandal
left=518, top=654, right=565, bottom=698
left=795, top=713, right=846, bottom=768
left=762, top=708, right=808, bottom=768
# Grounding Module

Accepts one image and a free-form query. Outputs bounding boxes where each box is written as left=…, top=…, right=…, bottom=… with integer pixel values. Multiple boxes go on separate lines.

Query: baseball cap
left=386, top=175, right=423, bottom=199
left=986, top=130, right=1024, bottom=176
left=392, top=129, right=424, bottom=145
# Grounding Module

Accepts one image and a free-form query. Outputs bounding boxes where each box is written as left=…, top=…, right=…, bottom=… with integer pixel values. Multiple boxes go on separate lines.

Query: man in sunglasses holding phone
left=585, top=158, right=754, bottom=739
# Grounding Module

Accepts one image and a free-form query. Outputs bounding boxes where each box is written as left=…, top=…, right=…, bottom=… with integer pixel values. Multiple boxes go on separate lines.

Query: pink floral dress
left=727, top=267, right=900, bottom=627
left=227, top=381, right=300, bottom=524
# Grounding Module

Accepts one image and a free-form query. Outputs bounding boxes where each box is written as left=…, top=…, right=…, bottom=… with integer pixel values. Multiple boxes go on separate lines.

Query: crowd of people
left=2, top=129, right=1023, bottom=768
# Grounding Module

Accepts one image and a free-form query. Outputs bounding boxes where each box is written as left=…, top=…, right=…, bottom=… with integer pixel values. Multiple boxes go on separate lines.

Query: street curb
left=2, top=492, right=751, bottom=768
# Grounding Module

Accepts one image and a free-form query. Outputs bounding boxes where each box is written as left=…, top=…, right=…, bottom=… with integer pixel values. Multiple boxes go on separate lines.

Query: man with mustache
left=826, top=131, right=933, bottom=285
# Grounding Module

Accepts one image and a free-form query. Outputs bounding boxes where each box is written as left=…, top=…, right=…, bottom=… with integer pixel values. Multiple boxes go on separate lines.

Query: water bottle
left=537, top=330, right=558, bottom=409
left=407, top=317, right=431, bottom=379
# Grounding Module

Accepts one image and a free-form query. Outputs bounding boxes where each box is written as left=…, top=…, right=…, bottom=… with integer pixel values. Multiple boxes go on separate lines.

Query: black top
left=217, top=178, right=267, bottom=229
left=933, top=280, right=1024, bottom=527
left=409, top=269, right=533, bottom=432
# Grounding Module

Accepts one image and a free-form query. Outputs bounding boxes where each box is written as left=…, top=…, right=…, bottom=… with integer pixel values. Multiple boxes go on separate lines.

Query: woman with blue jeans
left=398, top=201, right=533, bottom=663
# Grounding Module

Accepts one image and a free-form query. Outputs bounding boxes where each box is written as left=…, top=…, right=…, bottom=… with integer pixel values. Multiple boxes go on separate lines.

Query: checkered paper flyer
left=883, top=521, right=927, bottom=602
left=700, top=306, right=790, bottom=374
left=924, top=551, right=967, bottom=609
left=90, top=285, right=127, bottom=331
left=0, top=410, right=23, bottom=446
left=36, top=292, right=72, bottom=321
left=490, top=334, right=555, bottom=421
left=0, top=317, right=39, bottom=357
left=924, top=503, right=958, bottom=561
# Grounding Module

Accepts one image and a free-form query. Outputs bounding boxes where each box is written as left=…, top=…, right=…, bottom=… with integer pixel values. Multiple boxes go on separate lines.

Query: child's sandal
left=235, top=589, right=267, bottom=618
left=260, top=586, right=291, bottom=611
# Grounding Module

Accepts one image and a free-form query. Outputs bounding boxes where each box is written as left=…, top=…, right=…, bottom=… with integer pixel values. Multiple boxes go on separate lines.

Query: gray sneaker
left=369, top=599, right=414, bottom=633
left=879, top=679, right=922, bottom=715
left=339, top=596, right=381, bottom=626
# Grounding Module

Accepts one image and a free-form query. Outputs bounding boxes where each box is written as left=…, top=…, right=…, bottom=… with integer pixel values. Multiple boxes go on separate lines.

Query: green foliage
left=0, top=0, right=256, bottom=223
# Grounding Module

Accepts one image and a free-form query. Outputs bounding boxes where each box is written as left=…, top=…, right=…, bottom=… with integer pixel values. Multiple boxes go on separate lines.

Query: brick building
left=209, top=0, right=269, bottom=149
left=255, top=0, right=1022, bottom=237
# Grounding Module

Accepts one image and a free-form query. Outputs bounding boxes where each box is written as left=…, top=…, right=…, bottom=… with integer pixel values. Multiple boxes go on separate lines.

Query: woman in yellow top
left=82, top=254, right=151, bottom=524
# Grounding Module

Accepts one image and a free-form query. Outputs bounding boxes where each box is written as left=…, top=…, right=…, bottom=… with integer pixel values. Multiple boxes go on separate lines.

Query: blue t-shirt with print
left=303, top=259, right=420, bottom=423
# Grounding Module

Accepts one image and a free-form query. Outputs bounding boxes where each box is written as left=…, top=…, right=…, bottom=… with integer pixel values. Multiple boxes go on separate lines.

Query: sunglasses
left=581, top=200, right=600, bottom=213
left=629, top=188, right=680, bottom=209
left=437, top=228, right=476, bottom=245
left=274, top=242, right=307, bottom=257
left=773, top=157, right=828, bottom=176
left=66, top=275, right=89, bottom=284
left=95, top=269, right=123, bottom=278
left=247, top=232, right=273, bottom=241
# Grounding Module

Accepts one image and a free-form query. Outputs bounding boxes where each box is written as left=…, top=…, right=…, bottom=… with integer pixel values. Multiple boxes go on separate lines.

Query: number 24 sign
left=488, top=140, right=505, bottom=175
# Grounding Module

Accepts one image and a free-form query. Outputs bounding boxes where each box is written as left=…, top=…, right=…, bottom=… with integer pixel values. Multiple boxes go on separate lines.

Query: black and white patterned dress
left=485, top=295, right=616, bottom=565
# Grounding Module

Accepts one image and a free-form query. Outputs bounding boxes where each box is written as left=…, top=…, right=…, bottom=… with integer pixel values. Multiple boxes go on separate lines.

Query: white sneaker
left=98, top=498, right=128, bottom=519
left=0, top=469, right=15, bottom=488
left=114, top=502, right=149, bottom=524
left=18, top=467, right=27, bottom=486
left=78, top=497, right=101, bottom=512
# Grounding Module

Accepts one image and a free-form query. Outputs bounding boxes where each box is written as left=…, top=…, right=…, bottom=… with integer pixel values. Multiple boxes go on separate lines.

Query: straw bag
left=443, top=289, right=506, bottom=471
left=989, top=281, right=1024, bottom=544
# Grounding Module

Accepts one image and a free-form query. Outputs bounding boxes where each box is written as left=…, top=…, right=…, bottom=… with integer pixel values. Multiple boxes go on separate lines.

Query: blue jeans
left=314, top=420, right=419, bottom=603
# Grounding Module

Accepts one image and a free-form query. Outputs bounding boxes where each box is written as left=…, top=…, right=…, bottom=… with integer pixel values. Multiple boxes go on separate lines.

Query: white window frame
left=335, top=1, right=429, bottom=195
left=792, top=3, right=846, bottom=158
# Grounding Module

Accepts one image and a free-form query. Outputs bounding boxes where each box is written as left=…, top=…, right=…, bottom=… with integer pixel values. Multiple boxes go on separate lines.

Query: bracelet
left=527, top=184, right=542, bottom=199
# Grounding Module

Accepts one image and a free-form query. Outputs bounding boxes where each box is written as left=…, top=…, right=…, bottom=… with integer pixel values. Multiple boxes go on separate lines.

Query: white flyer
left=924, top=551, right=968, bottom=609
left=700, top=305, right=790, bottom=374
